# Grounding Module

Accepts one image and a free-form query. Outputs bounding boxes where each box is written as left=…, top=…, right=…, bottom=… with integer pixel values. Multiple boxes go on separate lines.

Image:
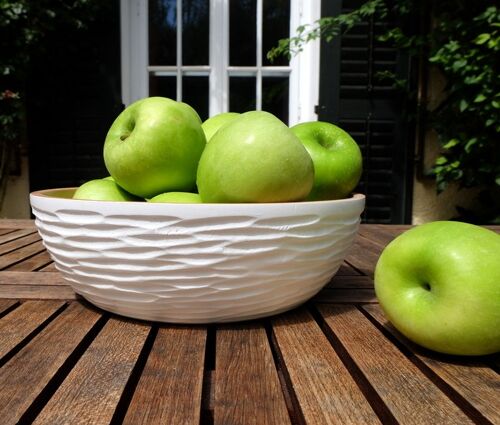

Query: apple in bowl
left=103, top=97, right=206, bottom=199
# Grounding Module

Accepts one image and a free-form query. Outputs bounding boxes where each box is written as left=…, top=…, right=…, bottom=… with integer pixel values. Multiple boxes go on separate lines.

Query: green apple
left=148, top=192, right=202, bottom=203
left=196, top=111, right=314, bottom=203
left=103, top=97, right=206, bottom=199
left=73, top=179, right=141, bottom=202
left=202, top=112, right=240, bottom=142
left=290, top=121, right=362, bottom=200
left=374, top=221, right=500, bottom=356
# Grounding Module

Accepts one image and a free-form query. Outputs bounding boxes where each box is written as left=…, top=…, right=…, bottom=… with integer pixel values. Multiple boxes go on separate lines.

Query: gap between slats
left=358, top=306, right=497, bottom=425
left=0, top=301, right=68, bottom=368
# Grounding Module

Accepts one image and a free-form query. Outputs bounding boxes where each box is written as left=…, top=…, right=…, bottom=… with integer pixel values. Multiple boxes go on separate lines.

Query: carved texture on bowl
left=31, top=205, right=360, bottom=323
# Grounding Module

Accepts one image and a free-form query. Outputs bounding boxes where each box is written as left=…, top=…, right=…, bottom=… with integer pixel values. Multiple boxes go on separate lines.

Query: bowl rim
left=30, top=187, right=366, bottom=207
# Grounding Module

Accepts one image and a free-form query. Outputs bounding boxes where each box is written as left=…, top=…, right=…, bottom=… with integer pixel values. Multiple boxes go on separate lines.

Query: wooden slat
left=313, top=288, right=377, bottom=303
left=0, top=240, right=46, bottom=269
left=0, top=271, right=69, bottom=286
left=326, top=275, right=374, bottom=289
left=0, top=284, right=76, bottom=300
left=343, top=235, right=383, bottom=277
left=364, top=304, right=500, bottom=424
left=215, top=323, right=291, bottom=425
left=335, top=263, right=362, bottom=276
left=33, top=317, right=150, bottom=425
left=272, top=309, right=380, bottom=424
left=358, top=224, right=402, bottom=248
left=0, top=300, right=65, bottom=360
left=0, top=232, right=41, bottom=257
left=0, top=302, right=102, bottom=425
left=39, top=262, right=57, bottom=272
left=0, top=229, right=16, bottom=237
left=123, top=326, right=207, bottom=425
left=319, top=305, right=474, bottom=424
left=0, top=219, right=36, bottom=229
left=6, top=250, right=53, bottom=271
left=0, top=228, right=37, bottom=247
left=0, top=299, right=18, bottom=315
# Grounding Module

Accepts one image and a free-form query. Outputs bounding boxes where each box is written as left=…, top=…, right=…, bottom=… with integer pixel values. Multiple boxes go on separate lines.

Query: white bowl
left=30, top=189, right=365, bottom=323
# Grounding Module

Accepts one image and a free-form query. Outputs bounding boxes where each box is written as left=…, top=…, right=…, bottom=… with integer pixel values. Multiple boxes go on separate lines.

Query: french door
left=120, top=0, right=321, bottom=125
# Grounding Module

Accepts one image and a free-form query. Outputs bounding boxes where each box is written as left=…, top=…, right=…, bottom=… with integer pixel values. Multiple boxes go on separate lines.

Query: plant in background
left=0, top=0, right=101, bottom=207
left=269, top=0, right=500, bottom=223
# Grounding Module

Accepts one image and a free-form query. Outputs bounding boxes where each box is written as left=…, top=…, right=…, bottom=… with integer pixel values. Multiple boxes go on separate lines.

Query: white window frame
left=120, top=0, right=320, bottom=125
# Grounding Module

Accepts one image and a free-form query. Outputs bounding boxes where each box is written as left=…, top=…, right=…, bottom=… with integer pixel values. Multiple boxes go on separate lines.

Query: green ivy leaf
left=443, top=139, right=459, bottom=149
left=475, top=33, right=491, bottom=45
left=474, top=93, right=487, bottom=103
left=459, top=99, right=469, bottom=112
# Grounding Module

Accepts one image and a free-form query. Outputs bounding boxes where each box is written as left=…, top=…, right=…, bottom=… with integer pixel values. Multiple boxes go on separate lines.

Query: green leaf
left=435, top=156, right=448, bottom=165
left=443, top=138, right=459, bottom=149
left=474, top=93, right=487, bottom=102
left=459, top=99, right=468, bottom=112
left=475, top=33, right=491, bottom=45
left=465, top=138, right=478, bottom=153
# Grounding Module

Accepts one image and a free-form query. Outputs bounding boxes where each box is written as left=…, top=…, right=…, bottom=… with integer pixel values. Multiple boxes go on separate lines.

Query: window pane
left=149, top=75, right=177, bottom=100
left=182, top=0, right=209, bottom=65
left=262, top=77, right=289, bottom=124
left=263, top=0, right=290, bottom=66
left=183, top=76, right=209, bottom=121
left=149, top=0, right=177, bottom=65
left=230, top=77, right=256, bottom=112
left=229, top=0, right=257, bottom=66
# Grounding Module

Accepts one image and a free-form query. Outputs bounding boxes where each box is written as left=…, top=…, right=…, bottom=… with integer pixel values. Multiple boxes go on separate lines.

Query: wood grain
left=0, top=232, right=40, bottom=256
left=0, top=240, right=46, bottom=269
left=313, top=288, right=377, bottom=303
left=39, top=262, right=57, bottom=272
left=0, top=300, right=65, bottom=360
left=0, top=271, right=69, bottom=286
left=0, top=284, right=76, bottom=299
left=0, top=219, right=36, bottom=229
left=272, top=308, right=380, bottom=424
left=359, top=224, right=402, bottom=248
left=364, top=304, right=500, bottom=424
left=6, top=250, right=53, bottom=271
left=0, top=228, right=36, bottom=245
left=326, top=275, right=374, bottom=289
left=343, top=235, right=383, bottom=277
left=215, top=323, right=291, bottom=425
left=0, top=302, right=101, bottom=425
left=335, top=263, right=362, bottom=276
left=123, top=326, right=207, bottom=425
left=33, top=317, right=150, bottom=425
left=0, top=299, right=18, bottom=315
left=319, top=305, right=473, bottom=424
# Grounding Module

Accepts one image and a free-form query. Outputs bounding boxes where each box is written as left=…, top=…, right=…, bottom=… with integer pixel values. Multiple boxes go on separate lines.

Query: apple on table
left=375, top=221, right=500, bottom=356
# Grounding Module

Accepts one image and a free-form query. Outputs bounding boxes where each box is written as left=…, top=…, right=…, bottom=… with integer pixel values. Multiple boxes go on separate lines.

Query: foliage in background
left=0, top=0, right=100, bottom=205
left=269, top=0, right=500, bottom=222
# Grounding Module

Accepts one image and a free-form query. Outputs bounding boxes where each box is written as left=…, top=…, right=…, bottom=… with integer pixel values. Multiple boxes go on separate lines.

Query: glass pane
left=262, top=77, right=289, bottom=124
left=263, top=0, right=290, bottom=66
left=230, top=0, right=257, bottom=66
left=230, top=77, right=256, bottom=112
left=182, top=0, right=209, bottom=65
left=149, top=0, right=177, bottom=65
left=149, top=75, right=177, bottom=100
left=183, top=76, right=209, bottom=121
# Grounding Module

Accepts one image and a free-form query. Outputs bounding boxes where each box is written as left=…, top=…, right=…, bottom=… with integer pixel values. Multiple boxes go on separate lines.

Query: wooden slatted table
left=0, top=219, right=498, bottom=425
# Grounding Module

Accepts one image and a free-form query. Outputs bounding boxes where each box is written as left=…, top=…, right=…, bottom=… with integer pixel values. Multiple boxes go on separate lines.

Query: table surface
left=0, top=219, right=498, bottom=425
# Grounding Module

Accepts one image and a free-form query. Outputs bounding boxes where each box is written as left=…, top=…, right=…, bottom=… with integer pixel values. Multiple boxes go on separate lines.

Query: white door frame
left=120, top=0, right=321, bottom=125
